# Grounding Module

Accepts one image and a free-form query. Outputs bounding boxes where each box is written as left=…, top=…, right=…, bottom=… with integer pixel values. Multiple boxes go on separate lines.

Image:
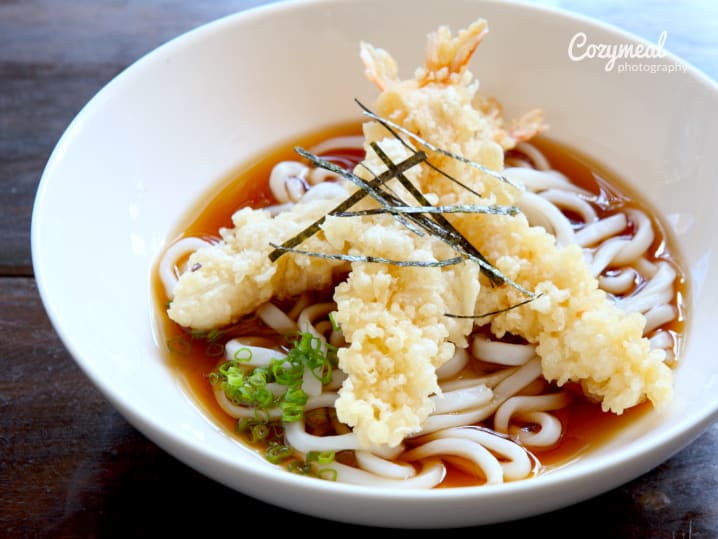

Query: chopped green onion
left=265, top=442, right=293, bottom=463
left=307, top=450, right=335, bottom=464
left=316, top=468, right=338, bottom=481
left=248, top=422, right=270, bottom=443
left=280, top=401, right=304, bottom=422
left=270, top=358, right=303, bottom=385
left=212, top=331, right=343, bottom=469
left=232, top=346, right=253, bottom=362
left=166, top=335, right=191, bottom=356
left=288, top=460, right=312, bottom=475
left=328, top=312, right=340, bottom=332
left=206, top=328, right=225, bottom=342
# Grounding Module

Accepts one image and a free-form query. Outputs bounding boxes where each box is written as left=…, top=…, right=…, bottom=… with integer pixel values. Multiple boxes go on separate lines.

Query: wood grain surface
left=2, top=1, right=716, bottom=536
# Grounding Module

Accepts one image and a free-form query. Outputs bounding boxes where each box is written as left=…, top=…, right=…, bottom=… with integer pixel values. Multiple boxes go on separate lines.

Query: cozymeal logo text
left=568, top=31, right=686, bottom=74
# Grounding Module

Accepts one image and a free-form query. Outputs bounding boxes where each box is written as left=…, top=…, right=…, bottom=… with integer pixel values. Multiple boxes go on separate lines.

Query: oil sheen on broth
left=154, top=122, right=685, bottom=488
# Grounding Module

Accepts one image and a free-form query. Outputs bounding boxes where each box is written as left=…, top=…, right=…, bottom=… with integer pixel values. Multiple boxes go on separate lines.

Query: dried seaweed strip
left=445, top=293, right=542, bottom=319
left=334, top=204, right=519, bottom=217
left=269, top=243, right=464, bottom=267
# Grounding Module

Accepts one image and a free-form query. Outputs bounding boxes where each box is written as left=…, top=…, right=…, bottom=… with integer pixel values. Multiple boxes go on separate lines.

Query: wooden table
left=2, top=1, right=716, bottom=535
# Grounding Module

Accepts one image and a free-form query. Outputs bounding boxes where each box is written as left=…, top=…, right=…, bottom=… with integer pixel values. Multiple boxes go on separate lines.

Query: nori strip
left=445, top=294, right=542, bottom=319
left=334, top=204, right=519, bottom=217
left=269, top=243, right=465, bottom=267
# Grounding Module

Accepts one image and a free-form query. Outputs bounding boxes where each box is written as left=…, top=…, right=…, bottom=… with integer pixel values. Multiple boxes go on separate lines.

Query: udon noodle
left=156, top=133, right=682, bottom=489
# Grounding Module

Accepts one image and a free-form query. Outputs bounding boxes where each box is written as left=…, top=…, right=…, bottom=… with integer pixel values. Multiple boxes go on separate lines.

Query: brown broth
left=171, top=120, right=363, bottom=241
left=153, top=123, right=687, bottom=487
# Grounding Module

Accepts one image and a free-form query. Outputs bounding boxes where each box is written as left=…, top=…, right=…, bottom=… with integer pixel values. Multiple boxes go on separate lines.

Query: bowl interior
left=31, top=0, right=718, bottom=528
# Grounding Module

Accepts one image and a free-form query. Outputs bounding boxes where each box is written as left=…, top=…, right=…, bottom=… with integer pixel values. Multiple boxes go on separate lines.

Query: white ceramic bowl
left=31, top=0, right=718, bottom=528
